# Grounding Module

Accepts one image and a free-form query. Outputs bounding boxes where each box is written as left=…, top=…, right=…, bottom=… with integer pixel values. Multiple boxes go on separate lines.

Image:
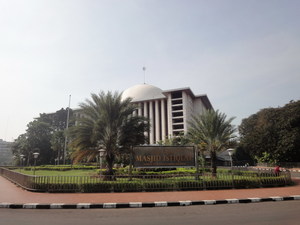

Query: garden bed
left=0, top=167, right=292, bottom=193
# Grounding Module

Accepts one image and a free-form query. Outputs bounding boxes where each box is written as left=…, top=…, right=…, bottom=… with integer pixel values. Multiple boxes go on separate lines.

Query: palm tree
left=188, top=110, right=236, bottom=176
left=69, top=91, right=149, bottom=177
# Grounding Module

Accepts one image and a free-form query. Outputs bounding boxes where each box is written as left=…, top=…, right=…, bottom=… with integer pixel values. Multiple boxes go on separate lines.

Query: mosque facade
left=121, top=84, right=213, bottom=144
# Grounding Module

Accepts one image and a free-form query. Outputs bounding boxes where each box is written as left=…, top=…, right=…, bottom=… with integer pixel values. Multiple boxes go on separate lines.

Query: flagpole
left=143, top=66, right=146, bottom=84
left=63, top=95, right=71, bottom=165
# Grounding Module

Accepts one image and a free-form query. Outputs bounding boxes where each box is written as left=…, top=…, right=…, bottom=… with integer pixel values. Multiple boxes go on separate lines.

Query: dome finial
left=142, top=66, right=146, bottom=84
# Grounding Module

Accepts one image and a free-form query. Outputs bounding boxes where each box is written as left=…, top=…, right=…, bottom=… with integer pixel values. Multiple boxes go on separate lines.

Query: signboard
left=133, top=146, right=195, bottom=168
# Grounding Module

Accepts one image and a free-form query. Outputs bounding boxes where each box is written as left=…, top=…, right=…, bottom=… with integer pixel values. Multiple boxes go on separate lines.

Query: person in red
left=274, top=165, right=281, bottom=176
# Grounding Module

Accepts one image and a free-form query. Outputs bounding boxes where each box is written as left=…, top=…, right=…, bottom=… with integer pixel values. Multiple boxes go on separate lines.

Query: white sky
left=1, top=0, right=299, bottom=141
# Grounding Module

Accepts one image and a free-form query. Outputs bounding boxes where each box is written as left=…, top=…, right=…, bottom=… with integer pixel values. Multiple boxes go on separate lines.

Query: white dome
left=122, top=84, right=166, bottom=102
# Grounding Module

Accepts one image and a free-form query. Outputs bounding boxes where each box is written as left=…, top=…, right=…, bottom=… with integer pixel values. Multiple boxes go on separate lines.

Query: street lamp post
left=98, top=149, right=106, bottom=178
left=20, top=154, right=25, bottom=172
left=33, top=152, right=40, bottom=175
left=227, top=148, right=234, bottom=168
left=12, top=155, right=17, bottom=166
left=227, top=148, right=234, bottom=186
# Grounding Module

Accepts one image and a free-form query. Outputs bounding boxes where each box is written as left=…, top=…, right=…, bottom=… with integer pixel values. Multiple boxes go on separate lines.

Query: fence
left=0, top=167, right=292, bottom=193
left=257, top=162, right=300, bottom=169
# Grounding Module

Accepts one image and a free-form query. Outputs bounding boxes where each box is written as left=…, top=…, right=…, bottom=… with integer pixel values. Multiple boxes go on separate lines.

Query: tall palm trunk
left=104, top=152, right=116, bottom=180
left=210, top=151, right=217, bottom=177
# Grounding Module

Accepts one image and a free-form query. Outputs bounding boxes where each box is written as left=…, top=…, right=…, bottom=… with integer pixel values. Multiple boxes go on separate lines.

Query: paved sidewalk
left=0, top=176, right=299, bottom=205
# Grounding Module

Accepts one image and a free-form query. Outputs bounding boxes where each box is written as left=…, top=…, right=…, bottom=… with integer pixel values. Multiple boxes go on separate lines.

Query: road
left=1, top=201, right=299, bottom=225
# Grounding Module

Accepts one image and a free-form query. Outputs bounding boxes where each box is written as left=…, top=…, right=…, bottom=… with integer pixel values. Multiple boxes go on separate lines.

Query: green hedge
left=31, top=175, right=291, bottom=193
left=24, top=165, right=98, bottom=171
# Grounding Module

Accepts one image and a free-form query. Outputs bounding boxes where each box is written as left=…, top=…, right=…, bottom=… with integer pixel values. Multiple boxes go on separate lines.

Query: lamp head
left=33, top=152, right=40, bottom=159
left=227, top=148, right=234, bottom=156
left=98, top=149, right=106, bottom=157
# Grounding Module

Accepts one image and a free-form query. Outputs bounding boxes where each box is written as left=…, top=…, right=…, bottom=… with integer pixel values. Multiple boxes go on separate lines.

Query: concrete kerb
left=1, top=195, right=300, bottom=209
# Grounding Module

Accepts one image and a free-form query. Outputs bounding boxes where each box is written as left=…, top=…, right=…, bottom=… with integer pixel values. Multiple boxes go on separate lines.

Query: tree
left=69, top=91, right=149, bottom=177
left=188, top=110, right=236, bottom=176
left=12, top=108, right=74, bottom=166
left=51, top=130, right=65, bottom=165
left=12, top=121, right=53, bottom=165
left=39, top=108, right=74, bottom=163
left=39, top=108, right=73, bottom=131
left=11, top=134, right=30, bottom=165
left=26, top=120, right=53, bottom=165
left=157, top=133, right=190, bottom=146
left=239, top=100, right=300, bottom=163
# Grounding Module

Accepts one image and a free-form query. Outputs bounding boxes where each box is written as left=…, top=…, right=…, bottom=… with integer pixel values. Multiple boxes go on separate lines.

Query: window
left=171, top=91, right=182, bottom=99
left=172, top=112, right=183, bottom=117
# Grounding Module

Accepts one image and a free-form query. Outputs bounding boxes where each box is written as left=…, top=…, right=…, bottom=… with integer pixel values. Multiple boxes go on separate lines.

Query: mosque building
left=121, top=84, right=213, bottom=144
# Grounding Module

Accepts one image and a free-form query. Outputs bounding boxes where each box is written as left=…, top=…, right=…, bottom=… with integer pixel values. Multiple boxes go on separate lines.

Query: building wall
left=134, top=89, right=212, bottom=144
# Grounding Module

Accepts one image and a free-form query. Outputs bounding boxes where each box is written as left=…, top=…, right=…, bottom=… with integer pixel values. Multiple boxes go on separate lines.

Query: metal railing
left=257, top=162, right=300, bottom=169
left=0, top=167, right=292, bottom=193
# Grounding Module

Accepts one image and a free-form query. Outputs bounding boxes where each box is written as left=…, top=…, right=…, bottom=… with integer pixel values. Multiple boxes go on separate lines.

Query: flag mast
left=63, top=94, right=71, bottom=165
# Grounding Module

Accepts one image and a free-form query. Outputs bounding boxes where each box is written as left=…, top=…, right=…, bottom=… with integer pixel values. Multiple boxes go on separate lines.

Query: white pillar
left=149, top=101, right=154, bottom=144
left=155, top=100, right=160, bottom=143
left=133, top=108, right=137, bottom=116
left=143, top=102, right=149, bottom=143
left=138, top=103, right=142, bottom=116
left=161, top=99, right=166, bottom=141
left=143, top=102, right=148, bottom=117
left=167, top=93, right=173, bottom=138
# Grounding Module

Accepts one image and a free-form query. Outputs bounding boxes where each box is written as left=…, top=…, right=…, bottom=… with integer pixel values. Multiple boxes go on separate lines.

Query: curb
left=1, top=195, right=300, bottom=209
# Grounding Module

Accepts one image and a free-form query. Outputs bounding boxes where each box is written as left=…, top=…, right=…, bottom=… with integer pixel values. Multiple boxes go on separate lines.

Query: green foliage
left=12, top=121, right=53, bottom=165
left=39, top=108, right=73, bottom=131
left=31, top=174, right=290, bottom=193
left=239, top=100, right=300, bottom=163
left=69, top=91, right=149, bottom=176
left=255, top=152, right=277, bottom=165
left=188, top=109, right=237, bottom=175
left=8, top=167, right=291, bottom=192
left=234, top=146, right=254, bottom=165
left=157, top=133, right=191, bottom=146
left=12, top=108, right=73, bottom=165
left=50, top=131, right=65, bottom=165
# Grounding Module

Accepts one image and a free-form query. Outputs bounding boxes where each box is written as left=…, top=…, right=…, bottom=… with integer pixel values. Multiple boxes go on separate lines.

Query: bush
left=25, top=165, right=98, bottom=171
left=34, top=183, right=80, bottom=193
left=29, top=173, right=292, bottom=193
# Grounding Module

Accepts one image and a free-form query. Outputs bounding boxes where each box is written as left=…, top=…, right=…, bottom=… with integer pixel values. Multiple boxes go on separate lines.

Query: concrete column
left=133, top=108, right=137, bottom=116
left=143, top=102, right=149, bottom=143
left=167, top=93, right=173, bottom=138
left=149, top=101, right=154, bottom=144
left=155, top=100, right=160, bottom=142
left=138, top=103, right=142, bottom=116
left=161, top=99, right=166, bottom=141
left=143, top=102, right=148, bottom=117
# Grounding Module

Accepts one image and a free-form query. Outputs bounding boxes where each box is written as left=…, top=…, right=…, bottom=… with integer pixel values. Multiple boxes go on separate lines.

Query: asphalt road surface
left=1, top=201, right=299, bottom=225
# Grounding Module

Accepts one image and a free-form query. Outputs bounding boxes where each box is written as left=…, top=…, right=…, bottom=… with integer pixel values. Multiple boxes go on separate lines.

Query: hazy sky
left=1, top=0, right=299, bottom=141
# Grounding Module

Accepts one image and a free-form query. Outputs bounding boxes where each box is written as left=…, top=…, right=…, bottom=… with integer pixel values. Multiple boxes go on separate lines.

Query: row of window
left=171, top=91, right=184, bottom=135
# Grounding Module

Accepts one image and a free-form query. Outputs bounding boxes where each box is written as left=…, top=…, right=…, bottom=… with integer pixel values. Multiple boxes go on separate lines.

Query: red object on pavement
left=274, top=166, right=281, bottom=174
